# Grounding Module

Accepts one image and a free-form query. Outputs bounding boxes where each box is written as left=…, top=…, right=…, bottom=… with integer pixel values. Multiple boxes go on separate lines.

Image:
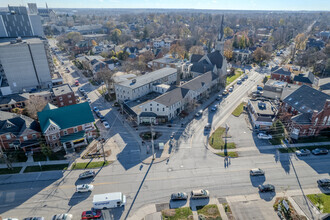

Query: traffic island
left=307, top=193, right=330, bottom=213
left=222, top=203, right=234, bottom=220
left=273, top=197, right=307, bottom=220
left=162, top=207, right=193, bottom=220
left=197, top=204, right=221, bottom=220
left=209, top=127, right=236, bottom=150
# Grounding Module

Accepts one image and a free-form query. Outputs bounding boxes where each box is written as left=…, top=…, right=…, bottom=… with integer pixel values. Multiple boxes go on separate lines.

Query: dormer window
left=6, top=124, right=12, bottom=128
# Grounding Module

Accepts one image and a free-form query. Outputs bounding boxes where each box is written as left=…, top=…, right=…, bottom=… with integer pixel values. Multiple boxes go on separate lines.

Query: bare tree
left=189, top=46, right=204, bottom=55
left=96, top=69, right=115, bottom=94
left=26, top=96, right=48, bottom=119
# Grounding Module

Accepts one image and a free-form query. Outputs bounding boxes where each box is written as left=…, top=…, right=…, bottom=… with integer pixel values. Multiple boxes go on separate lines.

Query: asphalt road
left=1, top=39, right=329, bottom=220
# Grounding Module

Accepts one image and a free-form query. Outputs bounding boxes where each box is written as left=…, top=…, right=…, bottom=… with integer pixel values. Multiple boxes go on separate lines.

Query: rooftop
left=0, top=37, right=44, bottom=46
left=52, top=84, right=73, bottom=96
left=117, top=67, right=177, bottom=89
left=249, top=99, right=276, bottom=116
left=153, top=57, right=181, bottom=64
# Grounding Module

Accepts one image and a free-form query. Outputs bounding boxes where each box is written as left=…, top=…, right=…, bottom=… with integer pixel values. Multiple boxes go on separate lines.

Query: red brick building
left=51, top=84, right=76, bottom=107
left=270, top=66, right=292, bottom=83
left=0, top=111, right=41, bottom=152
left=281, top=85, right=330, bottom=139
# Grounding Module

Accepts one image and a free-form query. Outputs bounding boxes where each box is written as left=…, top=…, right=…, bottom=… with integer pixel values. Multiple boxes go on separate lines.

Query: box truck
left=92, top=192, right=126, bottom=210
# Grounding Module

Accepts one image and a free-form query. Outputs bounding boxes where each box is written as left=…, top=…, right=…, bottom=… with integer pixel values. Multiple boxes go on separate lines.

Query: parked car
left=23, top=218, right=44, bottom=220
left=81, top=210, right=102, bottom=220
left=76, top=184, right=94, bottom=193
left=51, top=214, right=72, bottom=220
left=250, top=168, right=265, bottom=176
left=211, top=105, right=218, bottom=111
left=312, top=148, right=329, bottom=155
left=257, top=86, right=263, bottom=91
left=103, top=121, right=110, bottom=129
left=258, top=184, right=275, bottom=192
left=79, top=88, right=85, bottom=93
left=295, top=149, right=311, bottom=156
left=84, top=93, right=88, bottom=99
left=222, top=90, right=229, bottom=97
left=79, top=171, right=95, bottom=179
left=99, top=115, right=106, bottom=122
left=216, top=95, right=222, bottom=100
left=237, top=80, right=242, bottom=85
left=171, top=192, right=188, bottom=200
left=75, top=80, right=79, bottom=86
left=257, top=133, right=272, bottom=140
left=191, top=189, right=209, bottom=199
left=93, top=107, right=100, bottom=113
left=195, top=110, right=203, bottom=117
left=4, top=218, right=19, bottom=220
left=317, top=178, right=330, bottom=187
left=170, top=132, right=175, bottom=139
left=228, top=86, right=233, bottom=92
left=204, top=123, right=211, bottom=130
left=87, top=98, right=91, bottom=104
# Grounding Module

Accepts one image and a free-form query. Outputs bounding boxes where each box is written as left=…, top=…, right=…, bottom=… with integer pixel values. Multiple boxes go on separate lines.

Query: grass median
left=162, top=207, right=193, bottom=220
left=209, top=127, right=236, bottom=150
left=217, top=151, right=238, bottom=158
left=24, top=164, right=68, bottom=173
left=232, top=102, right=246, bottom=117
left=226, top=68, right=243, bottom=86
left=71, top=161, right=110, bottom=170
left=278, top=145, right=330, bottom=153
left=0, top=167, right=22, bottom=175
left=307, top=193, right=330, bottom=213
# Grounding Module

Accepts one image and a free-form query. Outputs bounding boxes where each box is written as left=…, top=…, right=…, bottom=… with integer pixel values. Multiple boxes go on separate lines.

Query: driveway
left=230, top=199, right=278, bottom=220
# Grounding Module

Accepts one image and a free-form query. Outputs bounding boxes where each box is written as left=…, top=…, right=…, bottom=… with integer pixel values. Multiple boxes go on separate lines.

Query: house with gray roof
left=281, top=85, right=330, bottom=139
left=270, top=66, right=292, bottom=83
left=0, top=111, right=41, bottom=151
left=292, top=72, right=315, bottom=86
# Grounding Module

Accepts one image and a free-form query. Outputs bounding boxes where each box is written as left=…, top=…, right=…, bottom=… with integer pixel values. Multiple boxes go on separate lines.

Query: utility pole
left=99, top=138, right=106, bottom=163
left=150, top=122, right=155, bottom=160
left=0, top=137, right=13, bottom=170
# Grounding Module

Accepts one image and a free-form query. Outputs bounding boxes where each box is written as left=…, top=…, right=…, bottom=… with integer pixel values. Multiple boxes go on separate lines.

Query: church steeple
left=215, top=15, right=225, bottom=54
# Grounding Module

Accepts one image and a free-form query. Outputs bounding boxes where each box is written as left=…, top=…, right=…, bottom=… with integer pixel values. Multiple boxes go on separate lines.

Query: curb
left=141, top=156, right=170, bottom=165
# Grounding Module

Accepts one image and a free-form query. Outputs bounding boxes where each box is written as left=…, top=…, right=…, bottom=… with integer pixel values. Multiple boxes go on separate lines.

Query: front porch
left=60, top=131, right=88, bottom=152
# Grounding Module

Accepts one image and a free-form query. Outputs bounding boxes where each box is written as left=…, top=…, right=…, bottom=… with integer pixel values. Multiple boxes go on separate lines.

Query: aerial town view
left=0, top=0, right=329, bottom=219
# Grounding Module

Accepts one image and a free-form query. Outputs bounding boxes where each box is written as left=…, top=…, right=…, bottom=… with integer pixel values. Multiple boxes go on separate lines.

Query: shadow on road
left=169, top=199, right=188, bottom=209
left=250, top=175, right=266, bottom=188
left=68, top=191, right=91, bottom=206
left=258, top=191, right=276, bottom=202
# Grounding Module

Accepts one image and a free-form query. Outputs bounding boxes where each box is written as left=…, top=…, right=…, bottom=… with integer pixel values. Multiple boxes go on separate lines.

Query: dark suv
left=258, top=184, right=275, bottom=192
left=317, top=178, right=330, bottom=187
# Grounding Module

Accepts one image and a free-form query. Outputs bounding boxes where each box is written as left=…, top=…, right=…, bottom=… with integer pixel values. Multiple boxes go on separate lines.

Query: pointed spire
left=46, top=2, right=49, bottom=12
left=218, top=15, right=224, bottom=42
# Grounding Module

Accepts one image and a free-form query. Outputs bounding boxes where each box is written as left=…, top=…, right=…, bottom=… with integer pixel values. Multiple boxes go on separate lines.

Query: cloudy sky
left=2, top=0, right=330, bottom=11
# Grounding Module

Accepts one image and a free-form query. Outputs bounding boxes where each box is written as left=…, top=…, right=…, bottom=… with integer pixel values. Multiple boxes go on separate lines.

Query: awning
left=60, top=131, right=85, bottom=143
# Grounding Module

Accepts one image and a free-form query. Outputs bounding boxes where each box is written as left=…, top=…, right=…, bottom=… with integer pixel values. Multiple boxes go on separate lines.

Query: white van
left=93, top=192, right=126, bottom=210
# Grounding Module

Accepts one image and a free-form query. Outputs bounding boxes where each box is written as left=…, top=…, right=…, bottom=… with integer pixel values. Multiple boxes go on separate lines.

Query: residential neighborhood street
left=0, top=39, right=329, bottom=220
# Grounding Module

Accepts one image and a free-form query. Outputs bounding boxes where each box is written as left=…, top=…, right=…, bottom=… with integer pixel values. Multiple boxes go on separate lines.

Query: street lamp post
left=150, top=122, right=155, bottom=160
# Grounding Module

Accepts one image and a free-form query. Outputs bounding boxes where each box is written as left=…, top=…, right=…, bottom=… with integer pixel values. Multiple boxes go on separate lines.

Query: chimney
left=176, top=68, right=181, bottom=86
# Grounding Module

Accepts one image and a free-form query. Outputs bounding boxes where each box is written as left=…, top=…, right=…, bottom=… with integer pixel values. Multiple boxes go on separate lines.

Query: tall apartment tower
left=0, top=5, right=44, bottom=38
left=0, top=38, right=53, bottom=96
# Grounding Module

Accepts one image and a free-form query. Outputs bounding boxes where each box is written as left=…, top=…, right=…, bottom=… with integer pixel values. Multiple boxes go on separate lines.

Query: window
left=32, top=134, right=37, bottom=139
left=23, top=136, right=28, bottom=141
left=314, top=118, right=318, bottom=126
left=69, top=100, right=72, bottom=104
left=74, top=127, right=78, bottom=133
left=6, top=134, right=11, bottom=140
left=59, top=97, right=63, bottom=101
left=323, top=116, right=328, bottom=125
left=52, top=135, right=57, bottom=140
left=67, top=95, right=71, bottom=98
left=157, top=108, right=159, bottom=111
left=163, top=108, right=165, bottom=111
left=64, top=130, right=68, bottom=135
left=150, top=108, right=152, bottom=111
left=145, top=108, right=147, bottom=111
left=60, top=102, right=64, bottom=106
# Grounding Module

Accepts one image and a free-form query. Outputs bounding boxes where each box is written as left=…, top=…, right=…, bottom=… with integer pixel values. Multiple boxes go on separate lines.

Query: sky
left=1, top=0, right=330, bottom=11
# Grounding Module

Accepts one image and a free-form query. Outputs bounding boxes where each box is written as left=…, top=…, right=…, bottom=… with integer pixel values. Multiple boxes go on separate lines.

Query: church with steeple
left=187, top=15, right=228, bottom=87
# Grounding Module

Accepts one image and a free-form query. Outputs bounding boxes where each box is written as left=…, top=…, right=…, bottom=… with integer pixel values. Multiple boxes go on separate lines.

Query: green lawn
left=269, top=138, right=283, bottom=145
left=278, top=145, right=330, bottom=153
left=0, top=167, right=22, bottom=175
left=226, top=69, right=243, bottom=86
left=209, top=127, right=236, bottom=150
left=24, top=164, right=68, bottom=173
left=197, top=204, right=221, bottom=220
left=217, top=151, right=238, bottom=158
left=32, top=152, right=47, bottom=162
left=162, top=207, right=193, bottom=220
left=307, top=194, right=330, bottom=213
left=232, top=102, right=246, bottom=117
left=71, top=161, right=110, bottom=170
left=48, top=150, right=67, bottom=161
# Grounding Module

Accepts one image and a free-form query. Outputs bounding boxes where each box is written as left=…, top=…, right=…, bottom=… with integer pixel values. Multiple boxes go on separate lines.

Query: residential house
left=263, top=79, right=300, bottom=100
left=232, top=49, right=253, bottom=64
left=152, top=38, right=176, bottom=49
left=270, top=66, right=292, bottom=83
left=72, top=40, right=92, bottom=55
left=281, top=85, right=330, bottom=139
left=0, top=111, right=41, bottom=152
left=51, top=84, right=76, bottom=107
left=306, top=38, right=325, bottom=50
left=37, top=102, right=96, bottom=152
left=247, top=99, right=277, bottom=130
left=292, top=72, right=315, bottom=86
